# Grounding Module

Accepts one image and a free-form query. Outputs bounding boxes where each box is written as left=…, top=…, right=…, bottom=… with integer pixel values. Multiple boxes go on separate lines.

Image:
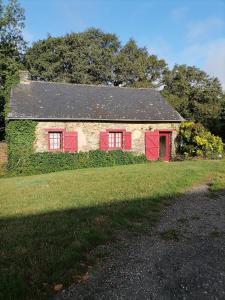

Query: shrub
left=177, top=122, right=224, bottom=159
left=17, top=151, right=148, bottom=175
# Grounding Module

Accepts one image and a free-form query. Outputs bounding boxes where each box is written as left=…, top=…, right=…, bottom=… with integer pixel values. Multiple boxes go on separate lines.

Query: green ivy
left=6, top=120, right=37, bottom=173
left=3, top=72, right=20, bottom=120
left=0, top=71, right=20, bottom=140
left=6, top=120, right=148, bottom=175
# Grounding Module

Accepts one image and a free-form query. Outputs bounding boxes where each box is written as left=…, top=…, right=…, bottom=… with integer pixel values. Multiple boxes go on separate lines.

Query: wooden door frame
left=159, top=132, right=170, bottom=161
left=145, top=129, right=173, bottom=161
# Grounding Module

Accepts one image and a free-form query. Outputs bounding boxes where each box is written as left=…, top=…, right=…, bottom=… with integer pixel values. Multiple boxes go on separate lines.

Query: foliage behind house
left=25, top=29, right=168, bottom=88
left=0, top=0, right=26, bottom=140
left=162, top=65, right=225, bottom=137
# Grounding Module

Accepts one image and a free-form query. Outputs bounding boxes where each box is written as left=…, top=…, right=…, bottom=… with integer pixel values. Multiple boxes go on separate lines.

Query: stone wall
left=35, top=121, right=180, bottom=155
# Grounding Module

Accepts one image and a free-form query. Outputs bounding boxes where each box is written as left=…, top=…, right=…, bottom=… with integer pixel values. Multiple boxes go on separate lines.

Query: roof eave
left=7, top=116, right=184, bottom=122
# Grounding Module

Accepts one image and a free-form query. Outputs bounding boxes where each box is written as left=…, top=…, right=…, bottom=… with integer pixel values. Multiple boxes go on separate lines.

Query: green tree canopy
left=0, top=0, right=26, bottom=139
left=25, top=30, right=168, bottom=88
left=26, top=28, right=120, bottom=84
left=114, top=39, right=148, bottom=86
left=162, top=64, right=224, bottom=133
left=26, top=29, right=120, bottom=84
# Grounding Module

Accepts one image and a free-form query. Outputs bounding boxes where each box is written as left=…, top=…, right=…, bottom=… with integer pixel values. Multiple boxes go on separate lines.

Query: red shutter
left=100, top=132, right=109, bottom=151
left=64, top=132, right=78, bottom=152
left=145, top=131, right=159, bottom=160
left=123, top=131, right=132, bottom=150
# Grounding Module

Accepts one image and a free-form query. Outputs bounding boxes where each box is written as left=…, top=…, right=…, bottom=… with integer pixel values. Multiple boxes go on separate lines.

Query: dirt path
left=57, top=185, right=225, bottom=300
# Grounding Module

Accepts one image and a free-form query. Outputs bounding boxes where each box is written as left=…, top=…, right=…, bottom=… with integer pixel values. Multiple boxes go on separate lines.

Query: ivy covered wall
left=6, top=120, right=148, bottom=175
left=6, top=120, right=37, bottom=173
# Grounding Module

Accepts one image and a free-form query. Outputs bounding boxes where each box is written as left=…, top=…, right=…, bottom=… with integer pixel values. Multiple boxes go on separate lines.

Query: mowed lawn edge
left=0, top=160, right=225, bottom=300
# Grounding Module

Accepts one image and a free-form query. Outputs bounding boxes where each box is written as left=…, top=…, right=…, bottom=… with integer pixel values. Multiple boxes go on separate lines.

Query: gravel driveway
left=57, top=185, right=225, bottom=300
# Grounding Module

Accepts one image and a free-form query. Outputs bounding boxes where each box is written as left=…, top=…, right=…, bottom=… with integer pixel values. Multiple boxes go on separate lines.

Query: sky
left=19, top=0, right=225, bottom=89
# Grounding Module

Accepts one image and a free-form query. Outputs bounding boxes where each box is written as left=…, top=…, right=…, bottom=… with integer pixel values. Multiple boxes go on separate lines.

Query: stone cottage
left=9, top=73, right=184, bottom=161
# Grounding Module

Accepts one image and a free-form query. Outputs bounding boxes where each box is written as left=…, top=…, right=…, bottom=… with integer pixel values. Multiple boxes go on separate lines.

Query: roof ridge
left=23, top=80, right=158, bottom=91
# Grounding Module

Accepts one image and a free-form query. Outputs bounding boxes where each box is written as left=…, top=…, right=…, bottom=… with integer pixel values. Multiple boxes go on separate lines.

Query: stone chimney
left=19, top=70, right=30, bottom=84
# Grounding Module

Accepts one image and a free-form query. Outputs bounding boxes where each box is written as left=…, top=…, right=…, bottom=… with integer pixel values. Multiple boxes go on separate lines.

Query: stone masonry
left=35, top=121, right=180, bottom=155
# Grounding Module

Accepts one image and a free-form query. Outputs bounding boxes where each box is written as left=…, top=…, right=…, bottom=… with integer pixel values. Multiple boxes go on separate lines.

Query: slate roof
left=9, top=81, right=184, bottom=122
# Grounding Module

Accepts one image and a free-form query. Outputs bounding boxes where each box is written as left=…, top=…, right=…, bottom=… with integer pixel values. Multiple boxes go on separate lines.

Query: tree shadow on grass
left=0, top=188, right=220, bottom=300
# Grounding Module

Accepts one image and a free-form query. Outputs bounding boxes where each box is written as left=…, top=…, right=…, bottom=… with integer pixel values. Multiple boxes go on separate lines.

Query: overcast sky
left=20, top=0, right=225, bottom=89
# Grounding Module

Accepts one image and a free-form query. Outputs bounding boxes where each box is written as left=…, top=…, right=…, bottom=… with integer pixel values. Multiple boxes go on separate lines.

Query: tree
left=25, top=35, right=64, bottom=81
left=114, top=39, right=168, bottom=87
left=0, top=0, right=26, bottom=139
left=26, top=28, right=120, bottom=84
left=114, top=39, right=148, bottom=86
left=162, top=65, right=224, bottom=134
left=216, top=95, right=225, bottom=140
left=81, top=28, right=120, bottom=84
left=26, top=31, right=168, bottom=88
left=130, top=55, right=168, bottom=88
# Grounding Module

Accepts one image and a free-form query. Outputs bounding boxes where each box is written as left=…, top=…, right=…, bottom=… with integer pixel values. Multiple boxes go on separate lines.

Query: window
left=100, top=130, right=131, bottom=151
left=49, top=132, right=62, bottom=150
left=108, top=132, right=123, bottom=149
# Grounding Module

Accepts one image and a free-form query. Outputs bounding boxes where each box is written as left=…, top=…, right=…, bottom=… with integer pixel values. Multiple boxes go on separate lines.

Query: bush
left=18, top=150, right=148, bottom=175
left=177, top=122, right=224, bottom=159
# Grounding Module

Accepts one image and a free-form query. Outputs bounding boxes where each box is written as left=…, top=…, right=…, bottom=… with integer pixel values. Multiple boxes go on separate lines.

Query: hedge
left=17, top=150, right=148, bottom=175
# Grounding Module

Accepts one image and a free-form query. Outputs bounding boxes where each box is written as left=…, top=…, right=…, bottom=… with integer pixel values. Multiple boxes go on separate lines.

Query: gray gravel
left=56, top=185, right=225, bottom=300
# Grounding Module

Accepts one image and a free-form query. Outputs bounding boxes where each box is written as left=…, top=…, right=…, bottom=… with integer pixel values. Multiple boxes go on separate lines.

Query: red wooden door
left=145, top=131, right=171, bottom=161
left=145, top=131, right=159, bottom=160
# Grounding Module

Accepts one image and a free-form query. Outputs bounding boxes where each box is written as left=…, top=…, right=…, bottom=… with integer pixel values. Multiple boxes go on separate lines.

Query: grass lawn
left=0, top=160, right=225, bottom=300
